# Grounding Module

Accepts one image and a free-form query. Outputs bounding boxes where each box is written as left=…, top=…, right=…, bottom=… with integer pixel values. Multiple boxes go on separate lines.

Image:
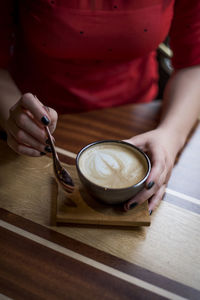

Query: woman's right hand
left=5, top=93, right=58, bottom=157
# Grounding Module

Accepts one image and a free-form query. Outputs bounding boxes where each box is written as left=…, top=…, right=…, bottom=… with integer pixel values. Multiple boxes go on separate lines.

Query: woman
left=0, top=0, right=200, bottom=212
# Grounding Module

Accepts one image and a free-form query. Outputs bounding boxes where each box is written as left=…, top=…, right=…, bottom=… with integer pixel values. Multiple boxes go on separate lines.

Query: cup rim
left=76, top=140, right=151, bottom=191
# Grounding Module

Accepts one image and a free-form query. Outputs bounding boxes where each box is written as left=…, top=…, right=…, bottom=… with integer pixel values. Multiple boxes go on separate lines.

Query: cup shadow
left=79, top=185, right=126, bottom=216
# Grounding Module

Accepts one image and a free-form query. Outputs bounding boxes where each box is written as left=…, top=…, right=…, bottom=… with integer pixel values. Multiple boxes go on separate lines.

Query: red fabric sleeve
left=0, top=1, right=15, bottom=68
left=170, top=0, right=200, bottom=70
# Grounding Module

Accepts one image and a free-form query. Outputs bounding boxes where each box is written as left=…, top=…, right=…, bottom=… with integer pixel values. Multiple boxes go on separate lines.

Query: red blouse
left=1, top=1, right=200, bottom=114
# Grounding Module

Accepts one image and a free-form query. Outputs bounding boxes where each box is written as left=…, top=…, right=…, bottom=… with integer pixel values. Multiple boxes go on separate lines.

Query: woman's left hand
left=124, top=128, right=184, bottom=213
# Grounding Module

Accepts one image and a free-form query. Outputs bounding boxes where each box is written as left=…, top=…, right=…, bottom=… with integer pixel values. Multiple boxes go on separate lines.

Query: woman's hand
left=124, top=128, right=184, bottom=213
left=5, top=93, right=58, bottom=157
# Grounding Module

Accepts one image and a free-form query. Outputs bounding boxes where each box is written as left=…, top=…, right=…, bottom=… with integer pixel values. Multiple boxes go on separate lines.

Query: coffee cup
left=76, top=140, right=151, bottom=205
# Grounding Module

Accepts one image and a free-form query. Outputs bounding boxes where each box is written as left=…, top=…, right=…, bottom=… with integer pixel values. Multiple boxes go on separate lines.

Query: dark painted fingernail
left=129, top=202, right=138, bottom=210
left=149, top=210, right=153, bottom=215
left=40, top=152, right=46, bottom=156
left=45, top=145, right=52, bottom=153
left=0, top=131, right=7, bottom=141
left=146, top=181, right=155, bottom=190
left=41, top=116, right=50, bottom=125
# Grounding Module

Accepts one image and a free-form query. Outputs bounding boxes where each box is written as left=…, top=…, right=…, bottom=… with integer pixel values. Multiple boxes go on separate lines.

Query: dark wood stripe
left=55, top=102, right=161, bottom=154
left=0, top=227, right=165, bottom=300
left=1, top=209, right=199, bottom=299
left=58, top=152, right=76, bottom=165
left=164, top=193, right=200, bottom=214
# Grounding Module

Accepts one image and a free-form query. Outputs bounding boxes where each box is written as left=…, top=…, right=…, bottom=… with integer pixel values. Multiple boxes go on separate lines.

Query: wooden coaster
left=55, top=166, right=151, bottom=227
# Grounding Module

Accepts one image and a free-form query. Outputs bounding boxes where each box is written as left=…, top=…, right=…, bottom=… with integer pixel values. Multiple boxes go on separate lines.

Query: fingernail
left=149, top=210, right=153, bottom=215
left=129, top=202, right=138, bottom=210
left=146, top=181, right=155, bottom=190
left=45, top=145, right=52, bottom=153
left=40, top=152, right=46, bottom=156
left=41, top=116, right=50, bottom=126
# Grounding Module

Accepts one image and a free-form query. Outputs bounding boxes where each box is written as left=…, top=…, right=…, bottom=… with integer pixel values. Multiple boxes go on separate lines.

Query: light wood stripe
left=164, top=201, right=200, bottom=219
left=166, top=188, right=200, bottom=205
left=55, top=146, right=77, bottom=159
left=0, top=220, right=186, bottom=300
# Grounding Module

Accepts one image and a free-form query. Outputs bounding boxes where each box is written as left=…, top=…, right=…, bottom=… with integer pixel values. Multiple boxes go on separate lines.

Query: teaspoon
left=45, top=126, right=74, bottom=193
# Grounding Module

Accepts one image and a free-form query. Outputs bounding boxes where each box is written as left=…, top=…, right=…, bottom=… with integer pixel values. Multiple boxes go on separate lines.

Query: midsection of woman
left=6, top=0, right=174, bottom=113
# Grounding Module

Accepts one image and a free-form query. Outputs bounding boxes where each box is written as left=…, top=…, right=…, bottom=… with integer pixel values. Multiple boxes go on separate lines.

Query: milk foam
left=79, top=143, right=147, bottom=188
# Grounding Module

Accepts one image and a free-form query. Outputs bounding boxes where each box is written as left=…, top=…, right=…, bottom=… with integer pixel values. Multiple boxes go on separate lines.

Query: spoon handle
left=45, top=127, right=64, bottom=174
left=45, top=127, right=59, bottom=160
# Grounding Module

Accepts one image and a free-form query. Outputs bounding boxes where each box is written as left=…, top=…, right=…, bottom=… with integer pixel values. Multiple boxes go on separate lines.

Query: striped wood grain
left=1, top=101, right=200, bottom=299
left=1, top=209, right=199, bottom=300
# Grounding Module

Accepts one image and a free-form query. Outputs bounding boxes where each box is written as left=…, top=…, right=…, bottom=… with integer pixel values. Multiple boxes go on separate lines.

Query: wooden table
left=0, top=101, right=200, bottom=300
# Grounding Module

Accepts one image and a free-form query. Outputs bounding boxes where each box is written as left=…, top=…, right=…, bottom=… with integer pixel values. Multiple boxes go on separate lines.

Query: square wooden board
left=55, top=166, right=151, bottom=227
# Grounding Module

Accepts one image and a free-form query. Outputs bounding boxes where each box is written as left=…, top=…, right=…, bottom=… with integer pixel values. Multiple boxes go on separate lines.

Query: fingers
left=7, top=133, right=43, bottom=157
left=124, top=135, right=148, bottom=152
left=6, top=93, right=58, bottom=157
left=17, top=93, right=58, bottom=133
left=124, top=182, right=166, bottom=213
left=124, top=182, right=157, bottom=211
left=148, top=185, right=166, bottom=211
left=124, top=130, right=176, bottom=214
left=18, top=93, right=51, bottom=126
left=146, top=156, right=166, bottom=187
left=9, top=106, right=47, bottom=144
left=124, top=151, right=168, bottom=212
left=7, top=117, right=48, bottom=153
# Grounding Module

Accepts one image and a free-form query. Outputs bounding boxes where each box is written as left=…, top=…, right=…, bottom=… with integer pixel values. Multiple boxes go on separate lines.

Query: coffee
left=78, top=142, right=147, bottom=189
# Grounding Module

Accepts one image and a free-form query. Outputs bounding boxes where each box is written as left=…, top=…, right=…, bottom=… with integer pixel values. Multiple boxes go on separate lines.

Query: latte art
left=79, top=143, right=147, bottom=188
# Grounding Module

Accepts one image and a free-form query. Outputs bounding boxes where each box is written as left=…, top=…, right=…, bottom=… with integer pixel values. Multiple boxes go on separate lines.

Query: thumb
left=123, top=134, right=146, bottom=150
